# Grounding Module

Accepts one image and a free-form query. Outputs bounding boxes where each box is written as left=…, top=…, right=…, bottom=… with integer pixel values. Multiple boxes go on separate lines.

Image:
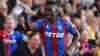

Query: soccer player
left=0, top=16, right=26, bottom=56
left=24, top=1, right=80, bottom=56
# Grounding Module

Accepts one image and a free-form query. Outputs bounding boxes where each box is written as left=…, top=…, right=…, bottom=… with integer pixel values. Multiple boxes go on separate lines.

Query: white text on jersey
left=45, top=31, right=64, bottom=38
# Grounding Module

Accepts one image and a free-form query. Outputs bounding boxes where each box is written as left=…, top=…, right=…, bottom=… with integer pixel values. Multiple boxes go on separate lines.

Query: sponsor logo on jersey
left=45, top=31, right=64, bottom=38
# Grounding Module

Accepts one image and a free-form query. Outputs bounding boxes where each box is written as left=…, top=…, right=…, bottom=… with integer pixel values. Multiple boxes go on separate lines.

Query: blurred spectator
left=95, top=39, right=100, bottom=56
left=86, top=16, right=100, bottom=40
left=9, top=0, right=36, bottom=27
left=72, top=17, right=81, bottom=29
left=76, top=4, right=84, bottom=12
left=90, top=0, right=100, bottom=17
left=0, top=0, right=7, bottom=2
left=86, top=10, right=94, bottom=17
left=33, top=0, right=46, bottom=5
left=91, top=47, right=98, bottom=56
left=89, top=39, right=100, bottom=56
left=12, top=30, right=42, bottom=56
left=0, top=2, right=7, bottom=30
left=20, top=0, right=33, bottom=8
left=65, top=2, right=72, bottom=14
left=80, top=23, right=90, bottom=34
left=97, top=16, right=100, bottom=31
left=7, top=0, right=17, bottom=15
left=75, top=9, right=86, bottom=21
left=79, top=29, right=92, bottom=56
left=15, top=15, right=31, bottom=35
left=75, top=48, right=89, bottom=56
left=0, top=17, right=26, bottom=56
left=0, top=36, right=5, bottom=56
left=58, top=7, right=71, bottom=21
left=56, top=0, right=66, bottom=8
left=72, top=0, right=81, bottom=13
left=81, top=0, right=95, bottom=7
left=94, top=39, right=100, bottom=56
left=32, top=0, right=46, bottom=11
left=31, top=4, right=45, bottom=22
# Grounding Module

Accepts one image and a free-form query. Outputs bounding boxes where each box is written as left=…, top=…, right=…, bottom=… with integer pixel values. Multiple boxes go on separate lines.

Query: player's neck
left=48, top=16, right=57, bottom=24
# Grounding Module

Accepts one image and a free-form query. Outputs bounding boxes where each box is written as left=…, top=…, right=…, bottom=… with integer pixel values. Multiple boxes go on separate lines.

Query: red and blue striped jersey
left=34, top=17, right=77, bottom=56
left=0, top=30, right=24, bottom=56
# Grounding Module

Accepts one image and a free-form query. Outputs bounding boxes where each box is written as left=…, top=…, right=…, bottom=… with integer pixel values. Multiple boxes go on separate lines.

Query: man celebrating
left=12, top=30, right=42, bottom=56
left=24, top=1, right=80, bottom=56
left=0, top=16, right=25, bottom=56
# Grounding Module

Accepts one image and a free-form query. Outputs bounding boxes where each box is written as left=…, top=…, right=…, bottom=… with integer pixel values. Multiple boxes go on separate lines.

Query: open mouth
left=7, top=27, right=13, bottom=29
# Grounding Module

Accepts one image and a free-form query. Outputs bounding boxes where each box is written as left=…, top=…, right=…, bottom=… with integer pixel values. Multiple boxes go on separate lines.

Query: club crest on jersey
left=45, top=31, right=64, bottom=38
left=58, top=25, right=62, bottom=30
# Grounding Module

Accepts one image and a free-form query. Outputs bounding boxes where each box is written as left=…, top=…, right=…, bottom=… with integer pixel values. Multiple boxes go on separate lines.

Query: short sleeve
left=34, top=19, right=44, bottom=29
left=66, top=21, right=77, bottom=35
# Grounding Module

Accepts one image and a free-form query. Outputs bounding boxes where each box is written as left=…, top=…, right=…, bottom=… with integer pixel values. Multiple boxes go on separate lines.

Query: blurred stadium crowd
left=0, top=0, right=100, bottom=56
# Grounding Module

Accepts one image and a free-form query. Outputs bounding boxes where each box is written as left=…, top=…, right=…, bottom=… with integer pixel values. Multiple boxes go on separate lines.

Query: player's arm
left=68, top=29, right=80, bottom=49
left=66, top=22, right=80, bottom=49
left=64, top=21, right=80, bottom=55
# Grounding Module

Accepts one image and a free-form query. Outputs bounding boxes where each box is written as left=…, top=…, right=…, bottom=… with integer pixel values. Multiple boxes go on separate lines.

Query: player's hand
left=63, top=52, right=70, bottom=56
left=63, top=51, right=70, bottom=56
left=63, top=48, right=72, bottom=56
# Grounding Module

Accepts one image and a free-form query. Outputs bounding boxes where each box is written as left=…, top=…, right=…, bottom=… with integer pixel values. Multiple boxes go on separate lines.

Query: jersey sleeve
left=34, top=19, right=44, bottom=29
left=66, top=21, right=77, bottom=35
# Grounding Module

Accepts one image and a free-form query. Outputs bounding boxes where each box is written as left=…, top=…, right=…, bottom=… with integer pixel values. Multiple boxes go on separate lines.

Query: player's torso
left=39, top=19, right=68, bottom=56
left=44, top=20, right=66, bottom=38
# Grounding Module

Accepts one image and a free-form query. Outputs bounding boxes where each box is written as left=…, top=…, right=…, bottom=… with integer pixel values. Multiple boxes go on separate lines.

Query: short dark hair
left=45, top=1, right=57, bottom=6
left=27, top=30, right=41, bottom=39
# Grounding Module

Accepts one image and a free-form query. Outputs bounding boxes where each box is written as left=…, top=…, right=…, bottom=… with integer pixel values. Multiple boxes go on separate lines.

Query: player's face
left=28, top=34, right=41, bottom=49
left=4, top=19, right=15, bottom=33
left=44, top=5, right=57, bottom=19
